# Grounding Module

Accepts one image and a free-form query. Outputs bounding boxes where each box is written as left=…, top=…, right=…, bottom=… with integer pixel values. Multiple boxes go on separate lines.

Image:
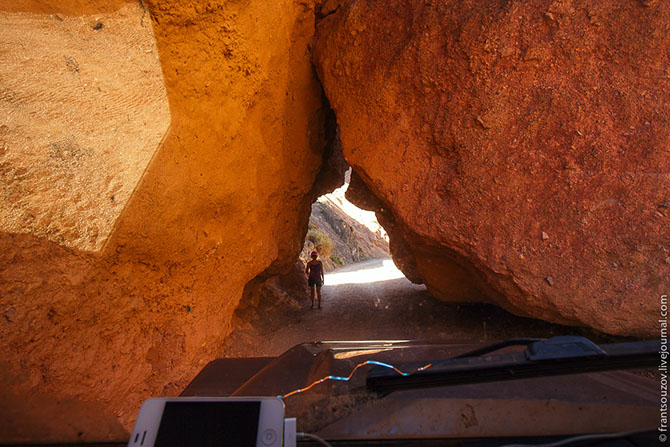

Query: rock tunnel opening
left=235, top=166, right=409, bottom=315
left=301, top=168, right=392, bottom=278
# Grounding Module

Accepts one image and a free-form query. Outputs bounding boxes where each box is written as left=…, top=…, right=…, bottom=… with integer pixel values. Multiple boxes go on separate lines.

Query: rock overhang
left=313, top=0, right=670, bottom=337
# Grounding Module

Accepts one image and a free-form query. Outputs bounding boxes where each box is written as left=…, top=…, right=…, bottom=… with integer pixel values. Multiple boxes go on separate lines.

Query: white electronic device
left=127, top=397, right=285, bottom=447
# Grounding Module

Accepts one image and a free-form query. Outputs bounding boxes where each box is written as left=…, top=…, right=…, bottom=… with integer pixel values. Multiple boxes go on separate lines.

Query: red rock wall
left=1, top=0, right=330, bottom=442
left=314, top=0, right=670, bottom=337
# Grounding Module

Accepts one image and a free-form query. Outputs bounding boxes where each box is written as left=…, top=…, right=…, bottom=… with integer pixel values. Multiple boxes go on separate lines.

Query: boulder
left=313, top=0, right=670, bottom=336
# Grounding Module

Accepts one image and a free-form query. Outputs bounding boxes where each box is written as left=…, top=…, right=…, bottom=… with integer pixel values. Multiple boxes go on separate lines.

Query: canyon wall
left=0, top=0, right=332, bottom=441
left=314, top=0, right=670, bottom=337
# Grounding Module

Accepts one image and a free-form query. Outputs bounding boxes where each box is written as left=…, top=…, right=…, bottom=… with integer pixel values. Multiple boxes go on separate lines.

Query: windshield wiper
left=366, top=336, right=659, bottom=394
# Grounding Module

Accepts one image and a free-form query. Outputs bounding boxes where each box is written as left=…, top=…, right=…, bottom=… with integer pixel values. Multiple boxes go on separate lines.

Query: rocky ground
left=219, top=259, right=625, bottom=360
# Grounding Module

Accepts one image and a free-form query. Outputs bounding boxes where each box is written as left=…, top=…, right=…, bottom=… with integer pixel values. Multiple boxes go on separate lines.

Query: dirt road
left=219, top=258, right=619, bottom=359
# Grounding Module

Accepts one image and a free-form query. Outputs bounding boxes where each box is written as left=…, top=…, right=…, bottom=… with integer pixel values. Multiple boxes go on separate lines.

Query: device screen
left=154, top=401, right=261, bottom=447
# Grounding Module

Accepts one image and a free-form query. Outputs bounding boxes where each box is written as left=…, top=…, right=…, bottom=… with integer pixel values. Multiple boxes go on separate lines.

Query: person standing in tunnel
left=305, top=250, right=325, bottom=309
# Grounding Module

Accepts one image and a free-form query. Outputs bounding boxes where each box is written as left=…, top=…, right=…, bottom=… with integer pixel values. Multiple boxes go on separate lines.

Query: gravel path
left=219, top=258, right=618, bottom=359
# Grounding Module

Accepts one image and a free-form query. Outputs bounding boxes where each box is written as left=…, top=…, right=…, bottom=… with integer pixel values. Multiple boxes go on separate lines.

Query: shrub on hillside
left=306, top=229, right=334, bottom=258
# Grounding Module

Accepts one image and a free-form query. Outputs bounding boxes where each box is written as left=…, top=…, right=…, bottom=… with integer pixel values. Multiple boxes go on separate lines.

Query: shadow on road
left=219, top=258, right=628, bottom=359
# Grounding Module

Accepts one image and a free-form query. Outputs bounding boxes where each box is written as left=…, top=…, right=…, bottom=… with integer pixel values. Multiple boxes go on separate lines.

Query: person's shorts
left=308, top=278, right=323, bottom=287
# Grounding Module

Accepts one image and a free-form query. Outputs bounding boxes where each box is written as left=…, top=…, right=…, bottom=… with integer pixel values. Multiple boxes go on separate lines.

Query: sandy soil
left=219, top=258, right=622, bottom=359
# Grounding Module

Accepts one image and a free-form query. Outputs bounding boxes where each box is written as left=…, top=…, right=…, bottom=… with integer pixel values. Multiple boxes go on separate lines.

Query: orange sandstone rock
left=0, top=3, right=170, bottom=251
left=314, top=0, right=670, bottom=337
left=0, top=0, right=331, bottom=442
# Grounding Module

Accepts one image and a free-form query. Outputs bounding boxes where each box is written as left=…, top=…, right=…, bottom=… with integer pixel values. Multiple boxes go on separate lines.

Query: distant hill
left=300, top=173, right=389, bottom=271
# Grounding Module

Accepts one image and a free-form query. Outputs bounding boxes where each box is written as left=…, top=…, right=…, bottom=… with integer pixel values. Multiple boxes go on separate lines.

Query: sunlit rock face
left=314, top=0, right=670, bottom=337
left=0, top=3, right=170, bottom=251
left=0, top=0, right=330, bottom=442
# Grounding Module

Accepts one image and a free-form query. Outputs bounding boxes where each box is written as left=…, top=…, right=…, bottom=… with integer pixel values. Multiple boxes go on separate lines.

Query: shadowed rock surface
left=313, top=0, right=670, bottom=337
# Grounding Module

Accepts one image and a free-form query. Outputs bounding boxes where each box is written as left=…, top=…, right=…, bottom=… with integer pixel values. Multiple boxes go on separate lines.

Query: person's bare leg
left=310, top=285, right=315, bottom=308
left=316, top=286, right=322, bottom=308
